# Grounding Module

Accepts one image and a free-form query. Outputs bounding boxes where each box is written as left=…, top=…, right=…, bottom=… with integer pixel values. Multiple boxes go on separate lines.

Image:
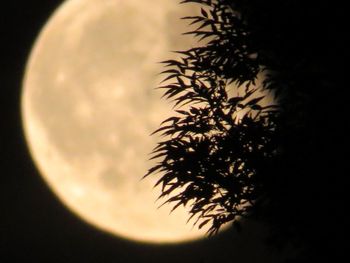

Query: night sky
left=0, top=1, right=285, bottom=262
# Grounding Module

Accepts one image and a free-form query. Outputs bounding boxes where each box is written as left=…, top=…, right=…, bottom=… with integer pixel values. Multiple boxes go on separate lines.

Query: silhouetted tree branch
left=145, top=0, right=280, bottom=235
left=145, top=0, right=347, bottom=261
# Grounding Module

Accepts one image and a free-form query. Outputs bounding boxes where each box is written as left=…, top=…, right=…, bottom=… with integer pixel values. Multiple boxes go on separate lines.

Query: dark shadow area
left=232, top=1, right=348, bottom=261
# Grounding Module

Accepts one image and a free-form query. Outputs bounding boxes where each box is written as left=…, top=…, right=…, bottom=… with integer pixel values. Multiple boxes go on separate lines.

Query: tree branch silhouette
left=145, top=0, right=280, bottom=235
left=145, top=0, right=347, bottom=261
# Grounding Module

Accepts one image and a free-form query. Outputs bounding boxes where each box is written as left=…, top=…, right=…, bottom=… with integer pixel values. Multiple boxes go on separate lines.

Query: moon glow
left=21, top=0, right=208, bottom=243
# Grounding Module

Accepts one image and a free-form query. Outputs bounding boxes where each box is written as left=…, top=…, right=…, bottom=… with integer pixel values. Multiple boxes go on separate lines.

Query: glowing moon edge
left=21, top=0, right=216, bottom=244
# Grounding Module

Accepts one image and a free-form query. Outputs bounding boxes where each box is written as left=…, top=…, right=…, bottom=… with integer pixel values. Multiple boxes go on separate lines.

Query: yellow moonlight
left=21, top=0, right=208, bottom=243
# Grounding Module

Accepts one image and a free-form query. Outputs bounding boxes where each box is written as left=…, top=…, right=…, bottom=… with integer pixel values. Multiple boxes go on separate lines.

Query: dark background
left=0, top=1, right=284, bottom=262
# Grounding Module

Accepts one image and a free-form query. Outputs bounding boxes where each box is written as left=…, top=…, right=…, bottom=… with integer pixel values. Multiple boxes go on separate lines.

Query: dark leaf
left=245, top=96, right=265, bottom=106
left=198, top=219, right=211, bottom=229
left=201, top=8, right=208, bottom=18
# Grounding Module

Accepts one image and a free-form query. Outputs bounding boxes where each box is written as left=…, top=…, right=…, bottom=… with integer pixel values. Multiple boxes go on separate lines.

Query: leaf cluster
left=144, top=0, right=280, bottom=235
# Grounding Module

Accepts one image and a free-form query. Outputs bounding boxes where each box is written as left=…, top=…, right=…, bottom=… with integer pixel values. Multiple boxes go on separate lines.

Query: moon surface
left=21, top=0, right=209, bottom=243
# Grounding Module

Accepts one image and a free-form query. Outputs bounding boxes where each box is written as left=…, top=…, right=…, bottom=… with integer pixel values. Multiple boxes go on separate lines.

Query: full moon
left=21, top=0, right=209, bottom=243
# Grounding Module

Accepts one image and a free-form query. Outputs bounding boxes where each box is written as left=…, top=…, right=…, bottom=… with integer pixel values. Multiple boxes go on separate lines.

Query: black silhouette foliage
left=144, top=0, right=280, bottom=235
left=145, top=0, right=347, bottom=261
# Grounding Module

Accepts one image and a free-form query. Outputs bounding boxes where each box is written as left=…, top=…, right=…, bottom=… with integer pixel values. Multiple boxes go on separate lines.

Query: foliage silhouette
left=145, top=0, right=347, bottom=261
left=145, top=0, right=280, bottom=236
